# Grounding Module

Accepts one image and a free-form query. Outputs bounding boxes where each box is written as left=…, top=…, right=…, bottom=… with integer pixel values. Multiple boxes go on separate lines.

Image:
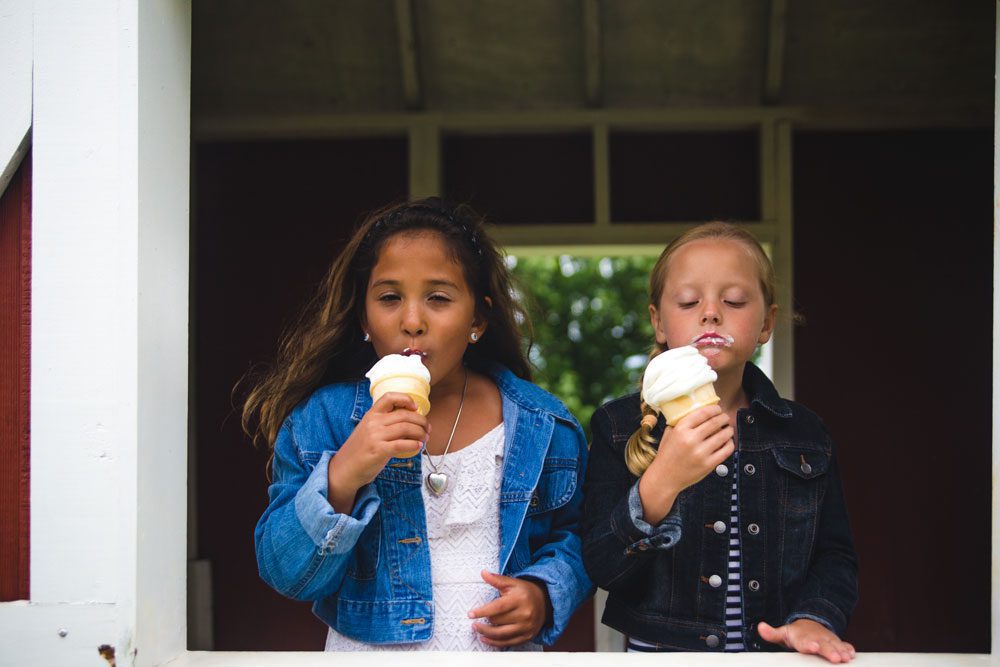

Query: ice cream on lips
left=641, top=345, right=721, bottom=426
left=690, top=331, right=734, bottom=349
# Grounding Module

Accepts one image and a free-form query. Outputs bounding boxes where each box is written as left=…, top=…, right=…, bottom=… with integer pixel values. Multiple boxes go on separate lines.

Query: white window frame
left=1, top=1, right=995, bottom=665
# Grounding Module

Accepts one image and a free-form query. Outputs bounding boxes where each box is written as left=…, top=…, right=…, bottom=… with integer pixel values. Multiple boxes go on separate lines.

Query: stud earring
left=470, top=332, right=479, bottom=342
left=362, top=332, right=371, bottom=342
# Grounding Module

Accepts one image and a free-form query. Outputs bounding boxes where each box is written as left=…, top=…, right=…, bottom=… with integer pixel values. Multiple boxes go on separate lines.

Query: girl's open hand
left=758, top=619, right=856, bottom=663
left=468, top=571, right=548, bottom=647
left=327, top=393, right=429, bottom=511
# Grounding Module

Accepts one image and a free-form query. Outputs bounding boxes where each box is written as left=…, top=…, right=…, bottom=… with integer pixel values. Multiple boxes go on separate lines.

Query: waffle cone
left=659, top=382, right=720, bottom=427
left=369, top=375, right=431, bottom=415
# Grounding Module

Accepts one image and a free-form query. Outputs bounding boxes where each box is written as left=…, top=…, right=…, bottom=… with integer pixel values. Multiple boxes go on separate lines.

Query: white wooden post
left=0, top=2, right=190, bottom=665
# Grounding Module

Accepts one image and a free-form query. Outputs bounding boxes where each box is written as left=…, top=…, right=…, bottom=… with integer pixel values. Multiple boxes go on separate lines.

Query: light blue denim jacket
left=255, top=363, right=593, bottom=646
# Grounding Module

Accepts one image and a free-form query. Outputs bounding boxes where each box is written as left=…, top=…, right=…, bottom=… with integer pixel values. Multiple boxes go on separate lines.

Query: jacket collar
left=350, top=380, right=372, bottom=422
left=742, top=361, right=793, bottom=418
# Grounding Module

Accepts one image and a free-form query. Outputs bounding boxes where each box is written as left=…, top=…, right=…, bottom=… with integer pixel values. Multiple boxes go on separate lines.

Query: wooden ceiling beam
left=764, top=0, right=788, bottom=104
left=394, top=0, right=422, bottom=110
left=583, top=0, right=603, bottom=108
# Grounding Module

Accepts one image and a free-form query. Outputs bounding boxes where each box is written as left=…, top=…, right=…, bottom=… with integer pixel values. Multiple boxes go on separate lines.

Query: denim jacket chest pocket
left=528, top=457, right=578, bottom=516
left=771, top=445, right=830, bottom=512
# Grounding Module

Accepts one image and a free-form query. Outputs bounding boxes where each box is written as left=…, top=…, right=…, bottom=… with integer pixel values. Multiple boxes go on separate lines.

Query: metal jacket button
left=748, top=579, right=760, bottom=592
left=744, top=463, right=756, bottom=475
left=713, top=521, right=727, bottom=534
left=745, top=414, right=755, bottom=424
left=801, top=462, right=813, bottom=475
left=708, top=574, right=722, bottom=588
left=747, top=523, right=760, bottom=535
left=705, top=634, right=720, bottom=648
left=715, top=464, right=729, bottom=477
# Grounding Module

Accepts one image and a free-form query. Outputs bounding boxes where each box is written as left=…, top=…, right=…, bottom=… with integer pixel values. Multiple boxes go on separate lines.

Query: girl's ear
left=757, top=303, right=778, bottom=345
left=649, top=303, right=668, bottom=346
left=472, top=296, right=492, bottom=339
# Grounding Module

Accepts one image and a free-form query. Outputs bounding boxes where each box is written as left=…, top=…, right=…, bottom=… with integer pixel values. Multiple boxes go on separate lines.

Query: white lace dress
left=325, top=423, right=542, bottom=652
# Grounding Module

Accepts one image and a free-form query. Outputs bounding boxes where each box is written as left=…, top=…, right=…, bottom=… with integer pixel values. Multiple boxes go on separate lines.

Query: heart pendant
left=426, top=472, right=448, bottom=496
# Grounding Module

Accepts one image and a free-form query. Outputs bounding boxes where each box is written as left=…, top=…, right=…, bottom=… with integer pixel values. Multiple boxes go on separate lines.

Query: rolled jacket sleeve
left=627, top=481, right=683, bottom=549
left=582, top=404, right=682, bottom=593
left=516, top=548, right=590, bottom=645
left=294, top=450, right=380, bottom=554
left=255, top=420, right=380, bottom=601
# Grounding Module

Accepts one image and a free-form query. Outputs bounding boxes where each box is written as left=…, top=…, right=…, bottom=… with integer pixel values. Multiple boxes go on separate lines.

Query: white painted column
left=134, top=1, right=191, bottom=664
left=0, top=0, right=32, bottom=194
left=0, top=2, right=190, bottom=665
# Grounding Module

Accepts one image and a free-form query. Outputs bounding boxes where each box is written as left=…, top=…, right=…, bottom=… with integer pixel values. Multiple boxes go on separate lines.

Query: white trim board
left=0, top=0, right=32, bottom=195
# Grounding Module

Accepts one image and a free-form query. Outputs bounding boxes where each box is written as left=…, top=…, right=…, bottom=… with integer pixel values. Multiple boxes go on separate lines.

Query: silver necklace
left=423, top=370, right=467, bottom=496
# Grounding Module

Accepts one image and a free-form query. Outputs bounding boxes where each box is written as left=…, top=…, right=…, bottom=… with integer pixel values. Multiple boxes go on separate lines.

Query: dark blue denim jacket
left=255, top=363, right=593, bottom=646
left=581, top=363, right=858, bottom=651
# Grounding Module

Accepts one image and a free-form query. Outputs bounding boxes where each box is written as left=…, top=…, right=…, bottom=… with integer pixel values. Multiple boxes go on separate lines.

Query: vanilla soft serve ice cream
left=641, top=346, right=720, bottom=426
left=366, top=353, right=432, bottom=416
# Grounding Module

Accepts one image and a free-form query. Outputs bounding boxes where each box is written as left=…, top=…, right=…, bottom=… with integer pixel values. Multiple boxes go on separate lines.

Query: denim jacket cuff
left=515, top=557, right=592, bottom=646
left=293, top=450, right=381, bottom=554
left=624, top=481, right=682, bottom=551
left=786, top=598, right=847, bottom=636
left=785, top=612, right=835, bottom=634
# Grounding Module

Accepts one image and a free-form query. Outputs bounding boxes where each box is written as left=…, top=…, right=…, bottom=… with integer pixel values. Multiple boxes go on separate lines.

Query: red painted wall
left=0, top=151, right=31, bottom=601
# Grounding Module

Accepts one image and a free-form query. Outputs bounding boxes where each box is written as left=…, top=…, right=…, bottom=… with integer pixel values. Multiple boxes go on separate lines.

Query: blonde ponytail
left=625, top=402, right=660, bottom=476
left=624, top=345, right=665, bottom=477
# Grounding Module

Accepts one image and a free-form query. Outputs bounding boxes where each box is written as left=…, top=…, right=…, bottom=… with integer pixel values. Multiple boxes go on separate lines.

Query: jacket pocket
left=527, top=457, right=577, bottom=516
left=771, top=446, right=829, bottom=512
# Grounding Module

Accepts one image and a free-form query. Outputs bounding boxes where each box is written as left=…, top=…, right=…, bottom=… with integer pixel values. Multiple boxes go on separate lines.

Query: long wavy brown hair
left=624, top=221, right=777, bottom=476
left=240, top=198, right=533, bottom=451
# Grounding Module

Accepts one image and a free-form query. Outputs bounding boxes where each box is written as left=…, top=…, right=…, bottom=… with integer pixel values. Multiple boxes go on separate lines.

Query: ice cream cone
left=658, top=381, right=720, bottom=427
left=369, top=375, right=431, bottom=416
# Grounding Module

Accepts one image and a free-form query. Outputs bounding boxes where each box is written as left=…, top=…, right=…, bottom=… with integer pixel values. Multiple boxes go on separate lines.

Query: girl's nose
left=402, top=306, right=426, bottom=336
left=701, top=304, right=721, bottom=325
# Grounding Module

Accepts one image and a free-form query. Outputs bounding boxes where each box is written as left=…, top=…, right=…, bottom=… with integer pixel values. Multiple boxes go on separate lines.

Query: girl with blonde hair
left=581, top=222, right=858, bottom=662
